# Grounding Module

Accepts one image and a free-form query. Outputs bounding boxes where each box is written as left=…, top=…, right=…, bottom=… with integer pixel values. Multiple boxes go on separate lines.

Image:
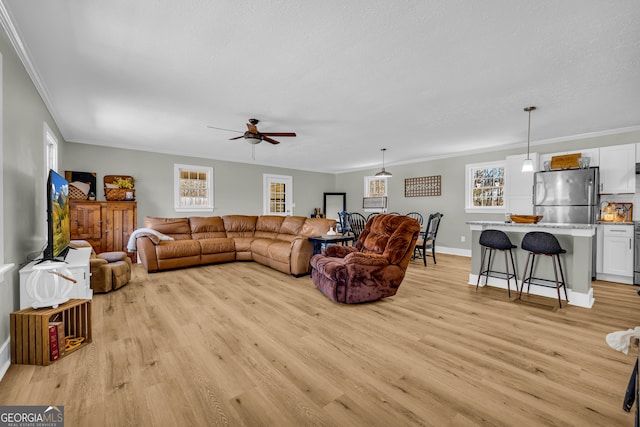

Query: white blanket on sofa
left=127, top=228, right=174, bottom=252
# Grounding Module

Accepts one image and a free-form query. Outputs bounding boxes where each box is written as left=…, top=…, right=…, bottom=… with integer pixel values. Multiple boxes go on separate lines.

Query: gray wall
left=1, top=28, right=66, bottom=349
left=62, top=143, right=337, bottom=223
left=336, top=129, right=640, bottom=254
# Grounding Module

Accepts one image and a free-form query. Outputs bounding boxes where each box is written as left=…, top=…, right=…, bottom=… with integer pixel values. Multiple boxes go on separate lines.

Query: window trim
left=465, top=161, right=506, bottom=213
left=173, top=164, right=214, bottom=212
left=364, top=176, right=388, bottom=212
left=0, top=53, right=13, bottom=281
left=43, top=122, right=58, bottom=173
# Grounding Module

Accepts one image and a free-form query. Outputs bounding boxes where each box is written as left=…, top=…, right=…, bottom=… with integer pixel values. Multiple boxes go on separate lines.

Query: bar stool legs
left=476, top=230, right=518, bottom=298
left=519, top=232, right=568, bottom=308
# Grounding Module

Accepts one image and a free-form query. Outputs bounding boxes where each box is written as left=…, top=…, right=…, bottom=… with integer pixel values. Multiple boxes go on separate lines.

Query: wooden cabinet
left=599, top=144, right=636, bottom=194
left=504, top=153, right=537, bottom=214
left=601, top=224, right=634, bottom=279
left=70, top=200, right=137, bottom=262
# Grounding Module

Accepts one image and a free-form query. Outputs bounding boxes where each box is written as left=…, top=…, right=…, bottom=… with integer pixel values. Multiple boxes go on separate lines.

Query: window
left=263, top=174, right=293, bottom=216
left=465, top=161, right=505, bottom=213
left=174, top=164, right=214, bottom=212
left=364, top=176, right=388, bottom=212
left=43, top=122, right=58, bottom=173
left=364, top=176, right=387, bottom=198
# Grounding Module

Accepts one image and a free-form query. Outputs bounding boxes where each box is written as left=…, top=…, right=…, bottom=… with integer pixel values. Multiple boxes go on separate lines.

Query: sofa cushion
left=267, top=240, right=295, bottom=263
left=301, top=218, right=335, bottom=237
left=144, top=216, right=192, bottom=240
left=198, top=238, right=235, bottom=255
left=190, top=216, right=227, bottom=239
left=255, top=216, right=285, bottom=239
left=155, top=240, right=201, bottom=259
left=278, top=216, right=305, bottom=235
left=222, top=215, right=257, bottom=237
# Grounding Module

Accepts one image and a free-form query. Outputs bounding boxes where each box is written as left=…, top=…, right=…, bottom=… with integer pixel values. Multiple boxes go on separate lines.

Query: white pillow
left=70, top=181, right=90, bottom=195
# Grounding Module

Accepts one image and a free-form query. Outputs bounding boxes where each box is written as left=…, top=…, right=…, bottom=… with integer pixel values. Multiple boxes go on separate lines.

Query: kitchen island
left=467, top=221, right=597, bottom=308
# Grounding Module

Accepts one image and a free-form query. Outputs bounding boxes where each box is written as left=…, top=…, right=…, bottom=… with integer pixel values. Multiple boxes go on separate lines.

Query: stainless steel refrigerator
left=534, top=168, right=599, bottom=224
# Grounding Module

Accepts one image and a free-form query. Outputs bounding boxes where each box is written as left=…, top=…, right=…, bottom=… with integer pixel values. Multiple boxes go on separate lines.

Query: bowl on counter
left=509, top=215, right=543, bottom=224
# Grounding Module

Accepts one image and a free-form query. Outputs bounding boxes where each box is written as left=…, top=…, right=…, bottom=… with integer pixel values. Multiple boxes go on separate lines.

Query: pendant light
left=521, top=106, right=536, bottom=172
left=375, top=148, right=392, bottom=177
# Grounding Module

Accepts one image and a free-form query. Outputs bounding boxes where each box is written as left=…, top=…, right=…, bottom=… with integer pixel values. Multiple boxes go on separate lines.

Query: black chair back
left=349, top=212, right=368, bottom=239
left=406, top=212, right=424, bottom=225
left=338, top=211, right=352, bottom=235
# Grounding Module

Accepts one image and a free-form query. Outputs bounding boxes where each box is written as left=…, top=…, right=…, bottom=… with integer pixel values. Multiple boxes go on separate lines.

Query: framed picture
left=404, top=175, right=441, bottom=197
left=363, top=196, right=387, bottom=209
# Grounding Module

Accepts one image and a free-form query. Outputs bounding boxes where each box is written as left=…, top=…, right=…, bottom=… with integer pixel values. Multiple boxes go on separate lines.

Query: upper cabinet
left=599, top=144, right=636, bottom=194
left=504, top=153, right=537, bottom=214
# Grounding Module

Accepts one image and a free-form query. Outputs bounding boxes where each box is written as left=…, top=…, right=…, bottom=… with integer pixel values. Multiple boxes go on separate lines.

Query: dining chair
left=406, top=212, right=424, bottom=225
left=413, top=213, right=443, bottom=266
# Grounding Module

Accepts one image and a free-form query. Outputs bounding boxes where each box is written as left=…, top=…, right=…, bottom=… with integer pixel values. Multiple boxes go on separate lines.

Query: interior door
left=263, top=174, right=293, bottom=216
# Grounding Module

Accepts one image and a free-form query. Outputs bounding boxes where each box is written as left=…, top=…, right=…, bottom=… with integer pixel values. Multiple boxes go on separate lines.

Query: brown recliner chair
left=310, top=214, right=421, bottom=303
left=70, top=240, right=132, bottom=293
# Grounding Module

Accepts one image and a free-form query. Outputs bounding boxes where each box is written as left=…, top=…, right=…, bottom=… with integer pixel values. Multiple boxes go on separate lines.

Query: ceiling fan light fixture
left=522, top=106, right=536, bottom=172
left=375, top=148, right=393, bottom=177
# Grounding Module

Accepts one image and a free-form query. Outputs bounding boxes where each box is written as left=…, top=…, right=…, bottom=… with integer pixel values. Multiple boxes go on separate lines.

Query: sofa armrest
left=343, top=252, right=389, bottom=267
left=324, top=245, right=358, bottom=258
left=90, top=258, right=108, bottom=269
left=136, top=236, right=159, bottom=272
left=97, top=252, right=128, bottom=263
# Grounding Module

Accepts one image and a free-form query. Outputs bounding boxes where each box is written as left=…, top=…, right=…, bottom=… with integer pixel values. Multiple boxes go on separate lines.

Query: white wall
left=335, top=129, right=640, bottom=254
left=0, top=25, right=67, bottom=373
left=62, top=143, right=337, bottom=223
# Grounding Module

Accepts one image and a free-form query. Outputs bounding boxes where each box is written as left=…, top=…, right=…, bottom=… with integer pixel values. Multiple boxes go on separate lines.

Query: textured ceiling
left=2, top=0, right=640, bottom=173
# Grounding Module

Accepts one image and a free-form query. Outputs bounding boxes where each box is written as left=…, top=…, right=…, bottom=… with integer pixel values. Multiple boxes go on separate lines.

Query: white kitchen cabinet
left=601, top=224, right=634, bottom=278
left=504, top=153, right=537, bottom=214
left=599, top=144, right=636, bottom=194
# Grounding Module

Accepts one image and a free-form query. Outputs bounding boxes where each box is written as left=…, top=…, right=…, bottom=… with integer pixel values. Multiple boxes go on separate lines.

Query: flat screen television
left=41, top=169, right=71, bottom=262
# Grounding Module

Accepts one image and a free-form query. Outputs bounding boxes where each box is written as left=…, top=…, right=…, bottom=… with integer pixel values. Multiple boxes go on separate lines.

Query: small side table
left=308, top=235, right=356, bottom=255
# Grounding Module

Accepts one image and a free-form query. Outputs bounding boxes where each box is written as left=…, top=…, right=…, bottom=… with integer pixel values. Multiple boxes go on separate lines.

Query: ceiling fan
left=208, top=118, right=296, bottom=145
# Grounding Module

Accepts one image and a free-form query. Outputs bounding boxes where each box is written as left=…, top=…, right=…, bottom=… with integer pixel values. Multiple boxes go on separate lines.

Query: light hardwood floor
left=1, top=254, right=639, bottom=426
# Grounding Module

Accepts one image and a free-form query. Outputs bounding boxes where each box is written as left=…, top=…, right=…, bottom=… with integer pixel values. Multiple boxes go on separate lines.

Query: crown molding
left=0, top=1, right=64, bottom=135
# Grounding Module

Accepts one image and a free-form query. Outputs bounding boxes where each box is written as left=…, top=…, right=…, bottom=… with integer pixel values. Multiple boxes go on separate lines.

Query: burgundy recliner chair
left=310, top=214, right=421, bottom=303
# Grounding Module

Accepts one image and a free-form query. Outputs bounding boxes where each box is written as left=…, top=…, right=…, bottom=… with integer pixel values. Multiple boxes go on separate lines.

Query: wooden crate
left=10, top=299, right=92, bottom=366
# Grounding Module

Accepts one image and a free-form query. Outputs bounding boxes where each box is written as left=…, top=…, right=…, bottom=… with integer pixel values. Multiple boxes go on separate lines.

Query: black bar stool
left=476, top=230, right=518, bottom=297
left=519, top=231, right=568, bottom=308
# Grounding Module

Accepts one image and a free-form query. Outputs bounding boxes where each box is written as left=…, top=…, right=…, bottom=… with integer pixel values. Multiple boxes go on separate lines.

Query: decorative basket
left=105, top=188, right=135, bottom=201
left=104, top=175, right=135, bottom=201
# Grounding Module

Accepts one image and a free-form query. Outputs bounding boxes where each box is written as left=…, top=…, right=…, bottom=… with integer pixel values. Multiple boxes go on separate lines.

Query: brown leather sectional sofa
left=136, top=215, right=335, bottom=276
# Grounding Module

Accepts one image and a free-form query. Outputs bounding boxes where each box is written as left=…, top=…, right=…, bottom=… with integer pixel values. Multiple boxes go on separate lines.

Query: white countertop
left=467, top=221, right=596, bottom=236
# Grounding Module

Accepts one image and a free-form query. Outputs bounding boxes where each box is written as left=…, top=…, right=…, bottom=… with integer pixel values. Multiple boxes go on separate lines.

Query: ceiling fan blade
left=261, top=132, right=296, bottom=137
left=207, top=125, right=243, bottom=133
left=229, top=135, right=244, bottom=140
left=262, top=136, right=281, bottom=145
left=246, top=123, right=259, bottom=134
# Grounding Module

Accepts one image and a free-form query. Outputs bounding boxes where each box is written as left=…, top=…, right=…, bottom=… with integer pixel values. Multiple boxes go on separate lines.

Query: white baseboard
left=596, top=272, right=634, bottom=285
left=468, top=273, right=594, bottom=308
left=0, top=337, right=10, bottom=382
left=435, top=246, right=471, bottom=258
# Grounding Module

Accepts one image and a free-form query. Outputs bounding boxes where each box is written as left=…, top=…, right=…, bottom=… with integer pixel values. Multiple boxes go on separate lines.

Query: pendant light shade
left=375, top=148, right=392, bottom=177
left=522, top=106, right=536, bottom=172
